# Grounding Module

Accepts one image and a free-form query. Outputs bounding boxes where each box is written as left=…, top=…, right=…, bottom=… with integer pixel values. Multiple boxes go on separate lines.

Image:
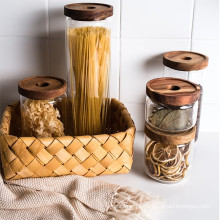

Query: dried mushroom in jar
left=22, top=99, right=64, bottom=138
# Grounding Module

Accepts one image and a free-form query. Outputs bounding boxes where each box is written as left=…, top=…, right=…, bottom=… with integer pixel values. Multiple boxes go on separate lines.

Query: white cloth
left=0, top=170, right=159, bottom=220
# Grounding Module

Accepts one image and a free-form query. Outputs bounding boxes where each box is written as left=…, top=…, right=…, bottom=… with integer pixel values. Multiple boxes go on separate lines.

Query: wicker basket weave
left=0, top=99, right=135, bottom=180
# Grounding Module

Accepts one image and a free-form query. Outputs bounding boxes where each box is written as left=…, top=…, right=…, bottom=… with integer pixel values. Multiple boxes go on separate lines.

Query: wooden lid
left=146, top=77, right=201, bottom=106
left=64, top=3, right=113, bottom=21
left=18, top=76, right=66, bottom=100
left=163, top=51, right=208, bottom=71
left=145, top=123, right=196, bottom=145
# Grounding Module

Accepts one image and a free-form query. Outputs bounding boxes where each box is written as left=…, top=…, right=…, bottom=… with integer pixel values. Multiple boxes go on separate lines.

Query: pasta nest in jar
left=145, top=141, right=190, bottom=182
left=22, top=99, right=64, bottom=138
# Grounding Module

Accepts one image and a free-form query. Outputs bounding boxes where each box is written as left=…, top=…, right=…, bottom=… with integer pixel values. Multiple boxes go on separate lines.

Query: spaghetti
left=67, top=26, right=111, bottom=136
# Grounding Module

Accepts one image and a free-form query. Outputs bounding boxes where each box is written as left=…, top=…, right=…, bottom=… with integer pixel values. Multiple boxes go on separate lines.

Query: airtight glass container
left=146, top=77, right=201, bottom=134
left=18, top=76, right=67, bottom=138
left=163, top=51, right=208, bottom=140
left=64, top=3, right=113, bottom=136
left=144, top=123, right=196, bottom=183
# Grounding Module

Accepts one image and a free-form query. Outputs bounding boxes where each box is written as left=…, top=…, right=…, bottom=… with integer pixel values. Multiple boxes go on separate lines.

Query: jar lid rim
left=18, top=76, right=66, bottom=100
left=146, top=77, right=201, bottom=106
left=163, top=50, right=208, bottom=71
left=64, top=3, right=113, bottom=21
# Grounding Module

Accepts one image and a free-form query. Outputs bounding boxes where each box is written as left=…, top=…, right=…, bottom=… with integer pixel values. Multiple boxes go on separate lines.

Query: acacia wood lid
left=163, top=51, right=208, bottom=71
left=146, top=77, right=201, bottom=106
left=145, top=123, right=196, bottom=145
left=64, top=3, right=113, bottom=21
left=18, top=76, right=66, bottom=100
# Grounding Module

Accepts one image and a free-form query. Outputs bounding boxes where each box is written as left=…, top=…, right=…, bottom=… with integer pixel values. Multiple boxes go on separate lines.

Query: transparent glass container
left=163, top=64, right=206, bottom=85
left=163, top=51, right=208, bottom=141
left=18, top=76, right=67, bottom=138
left=64, top=3, right=112, bottom=136
left=144, top=136, right=193, bottom=183
left=145, top=96, right=198, bottom=133
left=20, top=95, right=67, bottom=138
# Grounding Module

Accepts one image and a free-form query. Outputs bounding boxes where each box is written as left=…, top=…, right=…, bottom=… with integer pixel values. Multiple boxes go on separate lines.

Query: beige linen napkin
left=0, top=169, right=160, bottom=220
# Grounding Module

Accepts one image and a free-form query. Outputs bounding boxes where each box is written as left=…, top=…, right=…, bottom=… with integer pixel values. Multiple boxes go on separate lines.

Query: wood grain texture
left=145, top=123, right=196, bottom=145
left=146, top=77, right=201, bottom=106
left=163, top=51, right=208, bottom=71
left=0, top=99, right=135, bottom=180
left=18, top=76, right=66, bottom=100
left=64, top=3, right=113, bottom=21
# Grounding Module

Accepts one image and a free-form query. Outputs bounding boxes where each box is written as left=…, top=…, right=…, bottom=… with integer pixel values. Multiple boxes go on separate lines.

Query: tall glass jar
left=64, top=3, right=113, bottom=136
left=18, top=76, right=67, bottom=138
left=163, top=51, right=208, bottom=140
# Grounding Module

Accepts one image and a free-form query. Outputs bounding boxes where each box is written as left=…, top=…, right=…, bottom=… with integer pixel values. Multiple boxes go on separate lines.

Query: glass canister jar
left=64, top=3, right=113, bottom=136
left=146, top=77, right=201, bottom=134
left=18, top=76, right=67, bottom=138
left=163, top=51, right=208, bottom=140
left=145, top=123, right=196, bottom=183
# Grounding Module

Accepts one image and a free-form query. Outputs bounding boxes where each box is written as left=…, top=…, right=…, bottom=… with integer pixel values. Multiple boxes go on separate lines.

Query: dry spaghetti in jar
left=18, top=76, right=67, bottom=138
left=64, top=3, right=113, bottom=136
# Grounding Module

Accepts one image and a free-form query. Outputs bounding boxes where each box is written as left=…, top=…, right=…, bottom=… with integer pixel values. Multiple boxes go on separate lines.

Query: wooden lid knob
left=163, top=51, right=208, bottom=71
left=146, top=77, right=201, bottom=106
left=18, top=76, right=66, bottom=100
left=64, top=3, right=113, bottom=21
left=145, top=123, right=196, bottom=145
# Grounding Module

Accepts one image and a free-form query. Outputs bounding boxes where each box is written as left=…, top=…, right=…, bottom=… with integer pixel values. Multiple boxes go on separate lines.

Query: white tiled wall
left=0, top=0, right=219, bottom=132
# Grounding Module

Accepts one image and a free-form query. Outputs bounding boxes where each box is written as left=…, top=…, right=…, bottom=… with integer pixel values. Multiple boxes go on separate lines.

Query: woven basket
left=0, top=99, right=135, bottom=180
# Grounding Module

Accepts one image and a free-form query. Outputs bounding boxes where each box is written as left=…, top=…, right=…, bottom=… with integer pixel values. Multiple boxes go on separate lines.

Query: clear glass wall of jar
left=145, top=96, right=198, bottom=133
left=18, top=76, right=67, bottom=138
left=146, top=77, right=201, bottom=134
left=144, top=123, right=196, bottom=183
left=64, top=3, right=113, bottom=136
left=162, top=51, right=208, bottom=141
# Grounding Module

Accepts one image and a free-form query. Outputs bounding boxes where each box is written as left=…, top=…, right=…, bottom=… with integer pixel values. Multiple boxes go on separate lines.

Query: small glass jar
left=146, top=77, right=201, bottom=133
left=18, top=76, right=67, bottom=138
left=64, top=3, right=113, bottom=136
left=163, top=51, right=208, bottom=140
left=144, top=123, right=196, bottom=183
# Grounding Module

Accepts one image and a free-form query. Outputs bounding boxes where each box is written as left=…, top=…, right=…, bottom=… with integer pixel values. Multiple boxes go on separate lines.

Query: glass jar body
left=65, top=17, right=112, bottom=136
left=20, top=94, right=67, bottom=138
left=145, top=96, right=198, bottom=133
left=144, top=136, right=193, bottom=183
left=163, top=66, right=205, bottom=85
left=163, top=66, right=204, bottom=141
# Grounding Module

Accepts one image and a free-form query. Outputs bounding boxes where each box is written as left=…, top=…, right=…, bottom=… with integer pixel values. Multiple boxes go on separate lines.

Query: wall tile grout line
left=45, top=0, right=50, bottom=75
left=188, top=0, right=196, bottom=80
left=118, top=0, right=122, bottom=101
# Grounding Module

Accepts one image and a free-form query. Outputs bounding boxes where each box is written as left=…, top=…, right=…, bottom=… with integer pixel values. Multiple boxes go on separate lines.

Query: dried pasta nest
left=145, top=141, right=190, bottom=182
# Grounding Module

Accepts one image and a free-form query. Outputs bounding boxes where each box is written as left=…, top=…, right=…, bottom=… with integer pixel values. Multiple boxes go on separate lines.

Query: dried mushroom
left=22, top=99, right=64, bottom=138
